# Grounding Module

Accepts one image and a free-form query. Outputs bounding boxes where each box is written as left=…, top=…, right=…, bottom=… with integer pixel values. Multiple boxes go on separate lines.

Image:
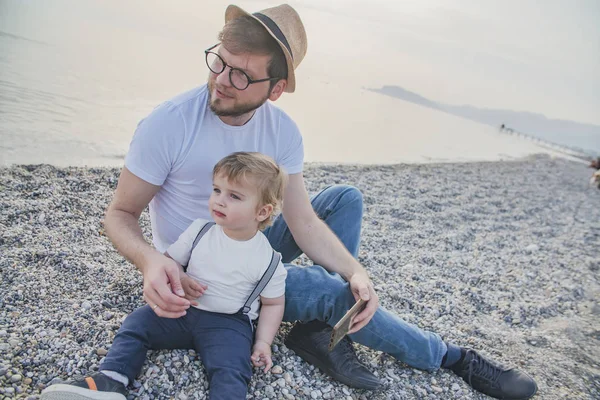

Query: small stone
left=386, top=368, right=399, bottom=380
left=525, top=244, right=539, bottom=252
left=24, top=378, right=32, bottom=385
left=271, top=365, right=283, bottom=374
left=81, top=301, right=92, bottom=310
left=276, top=378, right=286, bottom=388
left=11, top=374, right=23, bottom=382
left=49, top=377, right=64, bottom=386
left=96, top=348, right=108, bottom=356
left=431, top=385, right=443, bottom=393
left=311, top=390, right=321, bottom=399
left=452, top=383, right=461, bottom=391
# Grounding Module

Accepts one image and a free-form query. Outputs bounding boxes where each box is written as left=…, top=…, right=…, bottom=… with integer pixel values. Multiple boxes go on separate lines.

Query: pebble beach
left=1, top=155, right=599, bottom=400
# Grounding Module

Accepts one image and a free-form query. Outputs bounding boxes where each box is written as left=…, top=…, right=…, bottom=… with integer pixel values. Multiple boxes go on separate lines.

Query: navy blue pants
left=99, top=305, right=253, bottom=400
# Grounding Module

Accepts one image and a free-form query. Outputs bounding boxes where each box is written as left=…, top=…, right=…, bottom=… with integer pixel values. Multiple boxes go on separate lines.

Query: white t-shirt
left=166, top=219, right=287, bottom=320
left=125, top=84, right=304, bottom=252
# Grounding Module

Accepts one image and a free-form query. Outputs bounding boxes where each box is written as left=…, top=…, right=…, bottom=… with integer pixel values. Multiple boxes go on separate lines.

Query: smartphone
left=328, top=298, right=367, bottom=352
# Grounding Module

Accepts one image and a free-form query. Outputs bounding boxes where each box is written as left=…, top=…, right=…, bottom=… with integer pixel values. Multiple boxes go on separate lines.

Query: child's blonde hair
left=213, top=152, right=288, bottom=230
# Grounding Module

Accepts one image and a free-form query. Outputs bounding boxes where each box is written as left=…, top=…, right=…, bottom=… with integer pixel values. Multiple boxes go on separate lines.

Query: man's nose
left=215, top=66, right=232, bottom=87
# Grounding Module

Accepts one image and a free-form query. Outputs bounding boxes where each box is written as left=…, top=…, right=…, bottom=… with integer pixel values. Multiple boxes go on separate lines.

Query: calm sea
left=0, top=0, right=228, bottom=166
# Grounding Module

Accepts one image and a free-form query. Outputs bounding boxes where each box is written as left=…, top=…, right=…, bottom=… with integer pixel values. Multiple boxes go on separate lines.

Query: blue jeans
left=263, top=185, right=447, bottom=371
left=100, top=306, right=252, bottom=400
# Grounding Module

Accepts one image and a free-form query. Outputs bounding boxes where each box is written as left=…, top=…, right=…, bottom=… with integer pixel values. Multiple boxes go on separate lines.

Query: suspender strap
left=240, top=250, right=281, bottom=315
left=182, top=222, right=215, bottom=271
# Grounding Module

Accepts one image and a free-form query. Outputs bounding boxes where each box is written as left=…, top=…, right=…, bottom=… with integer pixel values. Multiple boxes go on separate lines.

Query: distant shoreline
left=0, top=151, right=592, bottom=170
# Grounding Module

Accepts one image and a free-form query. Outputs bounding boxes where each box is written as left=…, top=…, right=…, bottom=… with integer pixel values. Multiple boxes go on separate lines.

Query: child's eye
left=230, top=194, right=240, bottom=200
left=213, top=188, right=220, bottom=193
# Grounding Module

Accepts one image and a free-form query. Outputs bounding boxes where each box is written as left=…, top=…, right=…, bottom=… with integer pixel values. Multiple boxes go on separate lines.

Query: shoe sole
left=41, top=384, right=126, bottom=400
left=286, top=338, right=381, bottom=391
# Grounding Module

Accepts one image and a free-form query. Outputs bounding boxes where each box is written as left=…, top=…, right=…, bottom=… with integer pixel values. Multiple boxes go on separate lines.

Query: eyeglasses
left=204, top=44, right=281, bottom=91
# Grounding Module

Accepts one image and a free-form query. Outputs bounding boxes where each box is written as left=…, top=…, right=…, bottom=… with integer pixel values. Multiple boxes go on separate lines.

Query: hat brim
left=225, top=5, right=296, bottom=93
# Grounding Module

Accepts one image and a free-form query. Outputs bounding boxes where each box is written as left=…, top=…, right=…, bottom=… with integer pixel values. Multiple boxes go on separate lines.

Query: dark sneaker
left=450, top=349, right=538, bottom=399
left=285, top=320, right=381, bottom=390
left=41, top=372, right=127, bottom=400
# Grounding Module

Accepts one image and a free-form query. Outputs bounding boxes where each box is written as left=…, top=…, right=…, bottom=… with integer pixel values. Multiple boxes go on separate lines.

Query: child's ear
left=256, top=204, right=274, bottom=222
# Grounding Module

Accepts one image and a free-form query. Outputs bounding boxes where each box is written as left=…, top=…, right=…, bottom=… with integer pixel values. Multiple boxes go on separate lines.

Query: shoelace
left=465, top=350, right=503, bottom=388
left=338, top=336, right=360, bottom=363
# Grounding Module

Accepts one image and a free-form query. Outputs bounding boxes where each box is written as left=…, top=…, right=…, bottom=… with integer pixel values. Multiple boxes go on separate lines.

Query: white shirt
left=166, top=219, right=287, bottom=320
left=124, top=84, right=304, bottom=252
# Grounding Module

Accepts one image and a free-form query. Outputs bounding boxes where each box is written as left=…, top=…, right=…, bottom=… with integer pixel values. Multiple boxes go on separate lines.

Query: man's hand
left=181, top=273, right=208, bottom=306
left=348, top=272, right=379, bottom=334
left=141, top=252, right=191, bottom=318
left=251, top=339, right=273, bottom=373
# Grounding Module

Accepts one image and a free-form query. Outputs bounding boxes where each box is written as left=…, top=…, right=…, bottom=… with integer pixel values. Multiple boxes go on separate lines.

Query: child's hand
left=180, top=274, right=207, bottom=306
left=251, top=340, right=273, bottom=373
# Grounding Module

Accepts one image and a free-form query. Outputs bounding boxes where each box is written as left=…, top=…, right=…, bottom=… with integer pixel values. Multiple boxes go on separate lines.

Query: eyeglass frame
left=204, top=43, right=282, bottom=91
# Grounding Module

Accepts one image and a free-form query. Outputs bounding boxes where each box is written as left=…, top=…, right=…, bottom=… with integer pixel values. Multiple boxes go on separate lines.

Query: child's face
left=209, top=173, right=270, bottom=236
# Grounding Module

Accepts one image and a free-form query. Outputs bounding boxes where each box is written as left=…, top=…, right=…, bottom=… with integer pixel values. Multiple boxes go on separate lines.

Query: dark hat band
left=253, top=12, right=293, bottom=60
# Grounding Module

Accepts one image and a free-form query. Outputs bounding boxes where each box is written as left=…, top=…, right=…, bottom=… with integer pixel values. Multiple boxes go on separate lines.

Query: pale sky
left=286, top=0, right=600, bottom=125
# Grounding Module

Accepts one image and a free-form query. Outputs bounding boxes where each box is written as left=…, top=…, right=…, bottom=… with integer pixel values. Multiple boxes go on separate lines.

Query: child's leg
left=193, top=311, right=253, bottom=400
left=99, top=305, right=198, bottom=383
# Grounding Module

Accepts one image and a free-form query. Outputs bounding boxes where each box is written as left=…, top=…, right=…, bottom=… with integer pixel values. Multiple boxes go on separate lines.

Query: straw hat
left=225, top=4, right=307, bottom=93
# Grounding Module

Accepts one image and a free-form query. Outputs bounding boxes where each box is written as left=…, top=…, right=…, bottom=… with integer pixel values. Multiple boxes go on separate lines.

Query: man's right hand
left=141, top=252, right=191, bottom=318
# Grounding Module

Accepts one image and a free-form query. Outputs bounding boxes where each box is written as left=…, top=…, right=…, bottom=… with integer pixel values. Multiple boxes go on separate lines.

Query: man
left=42, top=4, right=537, bottom=400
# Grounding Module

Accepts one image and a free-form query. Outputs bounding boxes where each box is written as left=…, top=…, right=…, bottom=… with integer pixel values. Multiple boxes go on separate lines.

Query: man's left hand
left=348, top=272, right=379, bottom=334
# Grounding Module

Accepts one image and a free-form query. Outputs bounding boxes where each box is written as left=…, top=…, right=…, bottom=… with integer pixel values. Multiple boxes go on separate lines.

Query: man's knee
left=325, top=184, right=363, bottom=209
left=291, top=266, right=352, bottom=308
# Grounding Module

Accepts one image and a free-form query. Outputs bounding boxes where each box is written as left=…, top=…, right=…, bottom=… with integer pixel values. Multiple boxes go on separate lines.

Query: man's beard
left=208, top=81, right=269, bottom=118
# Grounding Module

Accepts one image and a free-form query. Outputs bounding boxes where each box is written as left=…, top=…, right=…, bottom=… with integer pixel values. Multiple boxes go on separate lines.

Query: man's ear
left=268, top=80, right=287, bottom=101
left=256, top=203, right=274, bottom=222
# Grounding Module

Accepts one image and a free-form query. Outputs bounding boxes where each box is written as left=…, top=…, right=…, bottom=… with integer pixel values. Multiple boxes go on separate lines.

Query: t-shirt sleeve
left=165, top=219, right=209, bottom=266
left=125, top=101, right=186, bottom=186
left=260, top=257, right=287, bottom=299
left=277, top=114, right=304, bottom=175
